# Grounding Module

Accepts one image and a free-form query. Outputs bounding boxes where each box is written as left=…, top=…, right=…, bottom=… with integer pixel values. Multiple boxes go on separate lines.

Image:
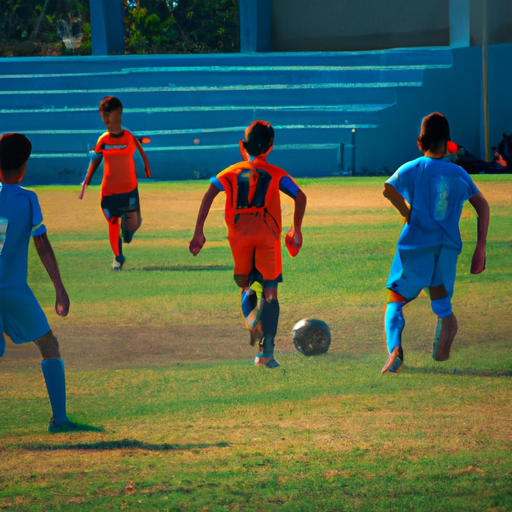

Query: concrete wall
left=487, top=42, right=512, bottom=145
left=470, top=0, right=512, bottom=45
left=272, top=0, right=512, bottom=52
left=359, top=46, right=484, bottom=174
left=272, top=0, right=449, bottom=52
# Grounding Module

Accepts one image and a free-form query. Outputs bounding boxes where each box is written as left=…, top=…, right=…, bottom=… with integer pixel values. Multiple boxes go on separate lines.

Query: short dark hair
left=417, top=112, right=450, bottom=152
left=0, top=133, right=32, bottom=172
left=99, top=96, right=123, bottom=113
left=243, top=120, right=274, bottom=156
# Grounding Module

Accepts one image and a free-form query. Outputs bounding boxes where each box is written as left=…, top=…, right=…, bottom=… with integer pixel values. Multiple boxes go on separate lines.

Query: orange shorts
left=227, top=212, right=282, bottom=281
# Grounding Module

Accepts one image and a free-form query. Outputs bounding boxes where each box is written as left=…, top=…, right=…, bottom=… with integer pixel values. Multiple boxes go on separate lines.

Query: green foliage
left=124, top=0, right=240, bottom=54
left=0, top=0, right=239, bottom=56
left=0, top=0, right=89, bottom=55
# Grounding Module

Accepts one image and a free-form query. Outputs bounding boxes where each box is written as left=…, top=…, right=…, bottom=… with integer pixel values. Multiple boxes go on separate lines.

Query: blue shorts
left=0, top=284, right=50, bottom=357
left=387, top=245, right=459, bottom=302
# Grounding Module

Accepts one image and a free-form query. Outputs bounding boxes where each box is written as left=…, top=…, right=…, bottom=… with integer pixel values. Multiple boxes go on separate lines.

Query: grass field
left=0, top=176, right=511, bottom=511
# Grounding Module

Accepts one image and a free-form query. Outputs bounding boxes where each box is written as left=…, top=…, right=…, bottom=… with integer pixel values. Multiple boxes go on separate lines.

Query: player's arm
left=134, top=136, right=151, bottom=178
left=80, top=151, right=103, bottom=199
left=280, top=177, right=306, bottom=257
left=285, top=189, right=307, bottom=257
left=383, top=182, right=411, bottom=222
left=468, top=192, right=490, bottom=274
left=33, top=232, right=70, bottom=317
left=189, top=183, right=221, bottom=256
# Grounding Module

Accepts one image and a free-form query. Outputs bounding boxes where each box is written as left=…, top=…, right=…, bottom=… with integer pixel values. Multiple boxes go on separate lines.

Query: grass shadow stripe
left=127, top=265, right=232, bottom=272
left=19, top=439, right=230, bottom=451
left=406, top=367, right=512, bottom=377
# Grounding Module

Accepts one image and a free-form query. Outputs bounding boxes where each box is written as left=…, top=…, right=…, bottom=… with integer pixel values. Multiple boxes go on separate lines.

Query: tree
left=124, top=0, right=240, bottom=54
left=0, top=0, right=239, bottom=56
left=0, top=0, right=91, bottom=55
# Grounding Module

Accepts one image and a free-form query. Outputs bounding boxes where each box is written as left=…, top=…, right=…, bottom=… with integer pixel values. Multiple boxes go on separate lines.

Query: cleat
left=254, top=354, right=280, bottom=368
left=48, top=417, right=77, bottom=433
left=433, top=314, right=458, bottom=361
left=381, top=345, right=403, bottom=374
left=112, top=255, right=126, bottom=271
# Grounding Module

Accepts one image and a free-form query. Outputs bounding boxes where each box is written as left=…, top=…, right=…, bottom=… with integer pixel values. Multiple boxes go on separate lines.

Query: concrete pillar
left=89, top=0, right=125, bottom=55
left=239, top=0, right=272, bottom=52
left=450, top=0, right=470, bottom=47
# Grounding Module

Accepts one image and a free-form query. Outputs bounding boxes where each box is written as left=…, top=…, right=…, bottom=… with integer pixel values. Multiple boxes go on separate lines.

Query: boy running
left=80, top=96, right=151, bottom=270
left=382, top=112, right=490, bottom=374
left=189, top=121, right=307, bottom=368
left=0, top=133, right=75, bottom=432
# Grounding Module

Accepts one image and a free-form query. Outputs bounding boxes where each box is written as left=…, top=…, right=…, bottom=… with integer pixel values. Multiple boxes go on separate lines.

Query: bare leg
left=35, top=329, right=61, bottom=359
left=121, top=209, right=142, bottom=244
left=429, top=285, right=457, bottom=362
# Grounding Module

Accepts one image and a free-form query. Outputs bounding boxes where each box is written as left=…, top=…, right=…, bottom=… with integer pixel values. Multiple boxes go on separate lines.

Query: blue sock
left=384, top=302, right=406, bottom=354
left=261, top=336, right=275, bottom=357
left=431, top=296, right=453, bottom=318
left=41, top=359, right=68, bottom=423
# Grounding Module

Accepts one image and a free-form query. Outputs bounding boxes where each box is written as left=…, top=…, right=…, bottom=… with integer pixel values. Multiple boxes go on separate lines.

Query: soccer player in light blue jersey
left=381, top=113, right=490, bottom=374
left=0, top=133, right=75, bottom=432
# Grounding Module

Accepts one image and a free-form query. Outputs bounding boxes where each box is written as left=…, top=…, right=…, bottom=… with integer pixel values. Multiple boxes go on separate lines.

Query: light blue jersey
left=0, top=183, right=46, bottom=285
left=0, top=183, right=49, bottom=354
left=386, top=157, right=479, bottom=252
left=386, top=157, right=479, bottom=301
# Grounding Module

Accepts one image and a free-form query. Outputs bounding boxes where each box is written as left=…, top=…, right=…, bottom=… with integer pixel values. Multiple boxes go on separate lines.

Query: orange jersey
left=216, top=157, right=296, bottom=236
left=215, top=156, right=299, bottom=281
left=94, top=130, right=138, bottom=195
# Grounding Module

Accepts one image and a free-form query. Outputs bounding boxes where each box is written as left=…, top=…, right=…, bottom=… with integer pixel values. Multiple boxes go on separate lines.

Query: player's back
left=392, top=157, right=479, bottom=251
left=0, top=183, right=39, bottom=286
left=218, top=159, right=290, bottom=233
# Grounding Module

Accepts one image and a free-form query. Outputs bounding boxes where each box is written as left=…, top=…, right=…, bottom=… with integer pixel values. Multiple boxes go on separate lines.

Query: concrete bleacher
left=0, top=48, right=453, bottom=185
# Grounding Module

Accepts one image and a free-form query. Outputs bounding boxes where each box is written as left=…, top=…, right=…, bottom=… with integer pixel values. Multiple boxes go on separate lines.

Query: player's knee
left=387, top=290, right=406, bottom=303
left=234, top=275, right=250, bottom=289
left=429, top=284, right=447, bottom=301
left=122, top=213, right=142, bottom=244
left=263, top=286, right=278, bottom=301
left=431, top=296, right=453, bottom=318
left=36, top=330, right=61, bottom=359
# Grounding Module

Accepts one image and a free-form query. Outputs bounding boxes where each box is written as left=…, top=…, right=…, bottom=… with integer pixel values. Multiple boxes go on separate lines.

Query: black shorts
left=101, top=187, right=140, bottom=219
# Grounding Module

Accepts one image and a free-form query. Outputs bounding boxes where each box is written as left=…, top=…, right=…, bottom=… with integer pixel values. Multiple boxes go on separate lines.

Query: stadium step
left=0, top=48, right=453, bottom=183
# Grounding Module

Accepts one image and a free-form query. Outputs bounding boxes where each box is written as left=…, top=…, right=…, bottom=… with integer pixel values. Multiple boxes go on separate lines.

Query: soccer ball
left=292, top=318, right=331, bottom=356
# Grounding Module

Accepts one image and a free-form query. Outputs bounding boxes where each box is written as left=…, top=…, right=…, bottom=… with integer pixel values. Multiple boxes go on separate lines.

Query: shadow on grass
left=60, top=422, right=107, bottom=433
left=406, top=366, right=512, bottom=377
left=127, top=265, right=231, bottom=272
left=22, top=439, right=230, bottom=451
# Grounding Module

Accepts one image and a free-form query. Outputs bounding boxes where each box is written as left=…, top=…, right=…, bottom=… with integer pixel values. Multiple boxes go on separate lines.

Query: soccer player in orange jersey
left=189, top=121, right=307, bottom=368
left=81, top=96, right=151, bottom=270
